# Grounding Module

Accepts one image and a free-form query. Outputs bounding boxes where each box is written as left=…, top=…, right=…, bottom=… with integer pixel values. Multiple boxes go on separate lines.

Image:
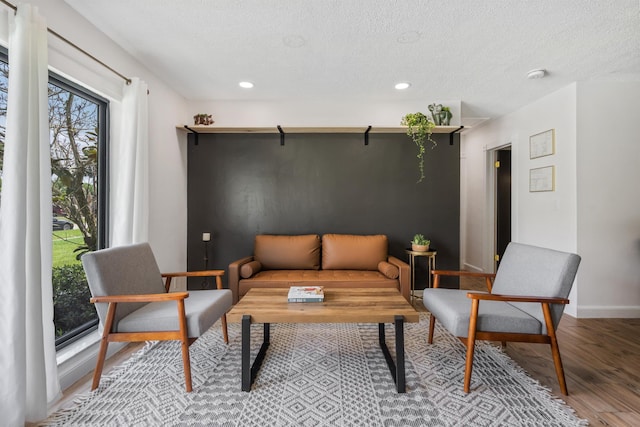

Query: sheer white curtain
left=0, top=4, right=61, bottom=425
left=110, top=77, right=149, bottom=246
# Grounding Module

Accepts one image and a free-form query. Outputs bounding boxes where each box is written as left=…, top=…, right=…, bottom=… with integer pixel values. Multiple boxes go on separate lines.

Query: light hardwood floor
left=412, top=277, right=640, bottom=426
left=47, top=285, right=640, bottom=426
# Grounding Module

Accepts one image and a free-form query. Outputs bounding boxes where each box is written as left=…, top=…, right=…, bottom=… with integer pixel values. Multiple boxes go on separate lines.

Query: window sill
left=56, top=330, right=126, bottom=390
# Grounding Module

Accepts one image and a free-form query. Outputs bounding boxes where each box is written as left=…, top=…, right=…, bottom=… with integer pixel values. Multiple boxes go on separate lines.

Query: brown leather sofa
left=228, top=234, right=410, bottom=303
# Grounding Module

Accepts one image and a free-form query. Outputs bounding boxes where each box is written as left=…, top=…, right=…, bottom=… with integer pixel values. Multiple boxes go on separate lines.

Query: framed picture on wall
left=529, top=129, right=555, bottom=159
left=529, top=166, right=555, bottom=192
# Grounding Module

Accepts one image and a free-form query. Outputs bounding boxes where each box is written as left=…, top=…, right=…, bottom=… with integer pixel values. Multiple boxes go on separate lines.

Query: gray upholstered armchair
left=82, top=243, right=233, bottom=392
left=423, top=242, right=581, bottom=395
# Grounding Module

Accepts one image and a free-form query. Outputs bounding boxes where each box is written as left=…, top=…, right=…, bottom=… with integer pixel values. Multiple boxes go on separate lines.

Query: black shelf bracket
left=449, top=126, right=464, bottom=145
left=277, top=125, right=285, bottom=146
left=364, top=125, right=372, bottom=145
left=184, top=125, right=199, bottom=145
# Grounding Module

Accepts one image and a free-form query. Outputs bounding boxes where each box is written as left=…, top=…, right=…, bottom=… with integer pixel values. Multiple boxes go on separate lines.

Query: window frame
left=0, top=46, right=111, bottom=350
left=47, top=73, right=109, bottom=254
left=48, top=73, right=109, bottom=350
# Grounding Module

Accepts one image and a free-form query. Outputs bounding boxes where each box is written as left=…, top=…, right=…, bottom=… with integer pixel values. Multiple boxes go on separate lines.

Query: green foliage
left=53, top=228, right=83, bottom=266
left=400, top=112, right=437, bottom=183
left=52, top=264, right=96, bottom=338
left=411, top=233, right=430, bottom=245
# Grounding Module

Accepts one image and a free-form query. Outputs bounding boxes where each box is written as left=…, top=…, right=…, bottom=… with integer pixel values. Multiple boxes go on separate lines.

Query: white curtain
left=110, top=77, right=149, bottom=246
left=0, top=4, right=61, bottom=425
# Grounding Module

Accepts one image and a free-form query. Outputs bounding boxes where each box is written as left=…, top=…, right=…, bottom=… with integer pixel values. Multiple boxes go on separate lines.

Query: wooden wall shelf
left=177, top=125, right=464, bottom=145
left=177, top=125, right=463, bottom=134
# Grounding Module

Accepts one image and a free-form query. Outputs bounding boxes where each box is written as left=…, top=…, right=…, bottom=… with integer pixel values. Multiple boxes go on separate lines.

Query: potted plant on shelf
left=411, top=234, right=430, bottom=252
left=401, top=112, right=437, bottom=183
left=441, top=106, right=452, bottom=126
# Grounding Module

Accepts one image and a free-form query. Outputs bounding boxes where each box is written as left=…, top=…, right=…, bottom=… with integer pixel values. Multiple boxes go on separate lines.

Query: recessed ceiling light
left=397, top=31, right=421, bottom=44
left=526, top=69, right=546, bottom=79
left=239, top=81, right=254, bottom=88
left=395, top=82, right=411, bottom=90
left=283, top=35, right=306, bottom=48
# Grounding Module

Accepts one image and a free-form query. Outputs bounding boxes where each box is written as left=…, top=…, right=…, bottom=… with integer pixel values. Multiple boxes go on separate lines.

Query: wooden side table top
left=405, top=248, right=437, bottom=257
left=227, top=287, right=419, bottom=324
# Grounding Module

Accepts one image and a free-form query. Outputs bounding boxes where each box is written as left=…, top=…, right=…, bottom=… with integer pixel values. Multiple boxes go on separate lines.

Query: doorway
left=495, top=148, right=511, bottom=268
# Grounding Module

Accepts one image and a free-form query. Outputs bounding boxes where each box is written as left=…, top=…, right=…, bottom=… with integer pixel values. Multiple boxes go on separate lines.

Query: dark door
left=495, top=149, right=511, bottom=268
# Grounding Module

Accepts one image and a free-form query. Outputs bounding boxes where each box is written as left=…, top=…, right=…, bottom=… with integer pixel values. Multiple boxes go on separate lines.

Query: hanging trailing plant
left=401, top=112, right=437, bottom=183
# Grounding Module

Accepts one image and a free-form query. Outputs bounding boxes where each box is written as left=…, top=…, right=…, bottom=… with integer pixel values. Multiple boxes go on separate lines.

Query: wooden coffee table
left=226, top=287, right=419, bottom=393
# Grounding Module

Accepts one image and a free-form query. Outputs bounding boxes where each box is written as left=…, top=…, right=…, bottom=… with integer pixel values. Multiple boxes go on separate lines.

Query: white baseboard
left=56, top=332, right=127, bottom=390
left=462, top=262, right=484, bottom=273
left=576, top=305, right=640, bottom=318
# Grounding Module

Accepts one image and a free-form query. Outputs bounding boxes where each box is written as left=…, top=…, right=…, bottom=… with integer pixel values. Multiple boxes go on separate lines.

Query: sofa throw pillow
left=240, top=260, right=262, bottom=278
left=322, top=234, right=388, bottom=270
left=254, top=234, right=321, bottom=270
left=378, top=261, right=399, bottom=279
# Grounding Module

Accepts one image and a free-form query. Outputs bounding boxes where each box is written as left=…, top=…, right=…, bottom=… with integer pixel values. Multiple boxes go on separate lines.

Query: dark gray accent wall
left=187, top=132, right=460, bottom=289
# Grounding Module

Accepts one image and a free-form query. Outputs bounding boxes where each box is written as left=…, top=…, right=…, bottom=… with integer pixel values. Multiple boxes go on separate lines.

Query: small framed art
left=529, top=129, right=555, bottom=159
left=529, top=166, right=555, bottom=192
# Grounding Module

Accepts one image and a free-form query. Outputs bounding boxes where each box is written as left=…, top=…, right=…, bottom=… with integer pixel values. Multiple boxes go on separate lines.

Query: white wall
left=461, top=84, right=579, bottom=314
left=462, top=81, right=640, bottom=318
left=576, top=81, right=640, bottom=318
left=187, top=99, right=462, bottom=127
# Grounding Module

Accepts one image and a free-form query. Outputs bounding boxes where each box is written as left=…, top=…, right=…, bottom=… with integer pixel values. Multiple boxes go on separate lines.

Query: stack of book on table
left=287, top=286, right=325, bottom=302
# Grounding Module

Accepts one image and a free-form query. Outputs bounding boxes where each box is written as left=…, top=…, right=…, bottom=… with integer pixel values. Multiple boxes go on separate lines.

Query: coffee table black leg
left=241, top=315, right=270, bottom=392
left=378, top=315, right=406, bottom=393
left=395, top=315, right=406, bottom=392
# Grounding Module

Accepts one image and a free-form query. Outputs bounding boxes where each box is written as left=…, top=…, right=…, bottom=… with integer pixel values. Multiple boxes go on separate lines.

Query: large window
left=0, top=50, right=109, bottom=349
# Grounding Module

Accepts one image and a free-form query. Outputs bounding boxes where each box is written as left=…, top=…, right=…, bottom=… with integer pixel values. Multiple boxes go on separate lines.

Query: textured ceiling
left=64, top=0, right=640, bottom=122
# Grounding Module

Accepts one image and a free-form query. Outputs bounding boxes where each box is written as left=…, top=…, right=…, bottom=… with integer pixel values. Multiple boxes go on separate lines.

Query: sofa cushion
left=321, top=234, right=388, bottom=270
left=240, top=260, right=262, bottom=278
left=378, top=261, right=399, bottom=279
left=254, top=234, right=321, bottom=270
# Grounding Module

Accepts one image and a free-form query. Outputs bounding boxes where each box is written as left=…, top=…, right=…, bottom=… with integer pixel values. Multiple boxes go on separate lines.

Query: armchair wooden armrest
left=91, top=291, right=189, bottom=304
left=466, top=292, right=569, bottom=305
left=432, top=270, right=496, bottom=292
left=162, top=269, right=225, bottom=292
left=162, top=270, right=224, bottom=278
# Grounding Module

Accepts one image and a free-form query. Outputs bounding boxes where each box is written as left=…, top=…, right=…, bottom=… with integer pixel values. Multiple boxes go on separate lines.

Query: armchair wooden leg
left=543, top=303, right=568, bottom=395
left=92, top=302, right=117, bottom=391
left=428, top=314, right=436, bottom=344
left=464, top=299, right=480, bottom=393
left=92, top=332, right=109, bottom=391
left=221, top=313, right=229, bottom=344
left=177, top=300, right=193, bottom=392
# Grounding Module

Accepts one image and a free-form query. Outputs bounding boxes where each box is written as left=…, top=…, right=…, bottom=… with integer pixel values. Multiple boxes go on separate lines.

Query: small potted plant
left=401, top=112, right=437, bottom=183
left=411, top=234, right=430, bottom=252
left=441, top=106, right=452, bottom=126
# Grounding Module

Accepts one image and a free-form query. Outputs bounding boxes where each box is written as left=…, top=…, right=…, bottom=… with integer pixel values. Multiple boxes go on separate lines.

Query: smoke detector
left=527, top=69, right=546, bottom=79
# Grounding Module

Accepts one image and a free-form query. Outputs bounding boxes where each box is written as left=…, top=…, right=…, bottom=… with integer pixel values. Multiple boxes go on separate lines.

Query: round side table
left=405, top=248, right=437, bottom=300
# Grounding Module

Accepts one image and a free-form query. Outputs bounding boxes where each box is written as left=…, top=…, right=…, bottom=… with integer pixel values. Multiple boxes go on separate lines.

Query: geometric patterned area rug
left=40, top=314, right=587, bottom=426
